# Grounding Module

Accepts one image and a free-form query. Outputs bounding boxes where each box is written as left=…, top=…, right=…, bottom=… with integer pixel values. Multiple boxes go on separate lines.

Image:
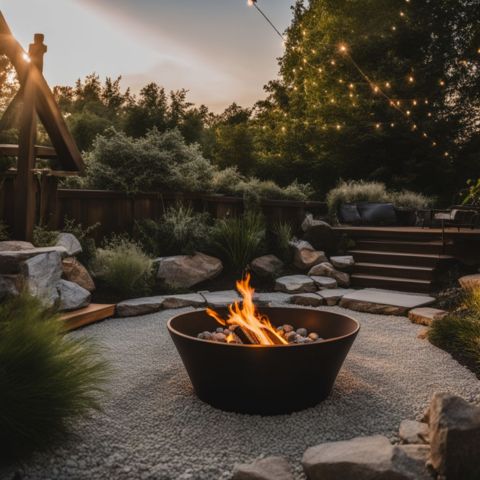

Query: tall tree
left=254, top=0, right=480, bottom=201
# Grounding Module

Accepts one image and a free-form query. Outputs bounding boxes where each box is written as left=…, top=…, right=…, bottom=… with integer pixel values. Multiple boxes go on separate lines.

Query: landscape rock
left=163, top=293, right=205, bottom=309
left=330, top=255, right=355, bottom=270
left=62, top=258, right=95, bottom=292
left=302, top=435, right=431, bottom=480
left=250, top=255, right=284, bottom=277
left=57, top=279, right=91, bottom=311
left=310, top=276, right=338, bottom=289
left=340, top=289, right=435, bottom=315
left=253, top=292, right=292, bottom=306
left=417, top=327, right=430, bottom=340
left=395, top=445, right=432, bottom=479
left=302, top=219, right=336, bottom=252
left=0, top=240, right=34, bottom=251
left=274, top=275, right=317, bottom=294
left=294, top=248, right=327, bottom=271
left=0, top=274, right=23, bottom=299
left=200, top=290, right=241, bottom=308
left=56, top=233, right=82, bottom=256
left=308, top=262, right=350, bottom=287
left=399, top=420, right=429, bottom=444
left=458, top=273, right=480, bottom=290
left=21, top=252, right=63, bottom=307
left=428, top=392, right=480, bottom=479
left=290, top=293, right=323, bottom=307
left=0, top=246, right=67, bottom=274
left=317, top=288, right=356, bottom=306
left=233, top=456, right=294, bottom=480
left=408, top=307, right=447, bottom=327
left=156, top=253, right=223, bottom=289
left=116, top=296, right=165, bottom=317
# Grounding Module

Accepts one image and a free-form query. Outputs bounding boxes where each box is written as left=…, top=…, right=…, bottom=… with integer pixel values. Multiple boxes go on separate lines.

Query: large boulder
left=274, top=275, right=317, bottom=294
left=250, top=255, right=284, bottom=277
left=0, top=246, right=68, bottom=274
left=156, top=253, right=222, bottom=289
left=233, top=456, right=294, bottom=480
left=0, top=240, right=34, bottom=252
left=302, top=435, right=431, bottom=480
left=302, top=217, right=336, bottom=252
left=21, top=252, right=63, bottom=307
left=290, top=239, right=327, bottom=271
left=56, top=233, right=82, bottom=257
left=62, top=258, right=95, bottom=292
left=428, top=392, right=480, bottom=479
left=57, top=279, right=91, bottom=311
left=308, top=262, right=350, bottom=287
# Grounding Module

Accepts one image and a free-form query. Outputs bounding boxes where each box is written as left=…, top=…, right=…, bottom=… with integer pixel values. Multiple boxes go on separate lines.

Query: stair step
left=351, top=274, right=433, bottom=294
left=354, top=239, right=448, bottom=254
left=354, top=262, right=435, bottom=280
left=60, top=303, right=115, bottom=331
left=348, top=249, right=454, bottom=268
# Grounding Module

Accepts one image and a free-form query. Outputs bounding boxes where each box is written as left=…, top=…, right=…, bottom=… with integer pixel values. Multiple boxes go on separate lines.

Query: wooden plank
left=61, top=304, right=116, bottom=331
left=0, top=144, right=57, bottom=159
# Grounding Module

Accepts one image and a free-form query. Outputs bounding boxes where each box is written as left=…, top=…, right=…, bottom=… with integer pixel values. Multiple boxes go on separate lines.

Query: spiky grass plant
left=270, top=221, right=293, bottom=264
left=429, top=288, right=480, bottom=376
left=0, top=294, right=109, bottom=463
left=211, top=211, right=265, bottom=272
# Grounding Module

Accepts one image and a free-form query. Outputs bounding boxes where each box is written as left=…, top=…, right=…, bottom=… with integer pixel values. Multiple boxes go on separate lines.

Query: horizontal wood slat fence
left=0, top=175, right=327, bottom=243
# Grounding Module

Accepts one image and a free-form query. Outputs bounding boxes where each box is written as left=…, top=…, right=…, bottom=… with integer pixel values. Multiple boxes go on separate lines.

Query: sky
left=1, top=0, right=295, bottom=111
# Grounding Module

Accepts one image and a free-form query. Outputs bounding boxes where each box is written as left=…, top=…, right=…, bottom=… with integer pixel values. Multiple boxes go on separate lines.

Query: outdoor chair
left=419, top=208, right=480, bottom=230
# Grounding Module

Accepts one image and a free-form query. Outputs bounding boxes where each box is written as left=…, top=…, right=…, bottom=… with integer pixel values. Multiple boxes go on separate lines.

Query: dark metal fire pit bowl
left=167, top=307, right=360, bottom=415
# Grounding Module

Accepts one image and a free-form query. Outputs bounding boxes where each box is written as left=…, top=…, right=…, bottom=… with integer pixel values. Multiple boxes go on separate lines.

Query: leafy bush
left=33, top=224, right=59, bottom=247
left=327, top=180, right=389, bottom=217
left=211, top=167, right=312, bottom=203
left=327, top=180, right=433, bottom=218
left=92, top=236, right=153, bottom=297
left=269, top=221, right=293, bottom=264
left=211, top=211, right=265, bottom=272
left=463, top=178, right=480, bottom=205
left=0, top=294, right=108, bottom=463
left=62, top=217, right=99, bottom=266
left=85, top=128, right=215, bottom=194
left=390, top=190, right=432, bottom=210
left=134, top=204, right=212, bottom=257
left=429, top=288, right=480, bottom=376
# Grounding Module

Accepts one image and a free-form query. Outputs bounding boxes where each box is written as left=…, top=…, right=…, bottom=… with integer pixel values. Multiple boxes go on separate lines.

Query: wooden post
left=13, top=34, right=47, bottom=241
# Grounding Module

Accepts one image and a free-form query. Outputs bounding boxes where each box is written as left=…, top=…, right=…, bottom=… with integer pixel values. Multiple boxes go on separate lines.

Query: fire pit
left=168, top=277, right=360, bottom=415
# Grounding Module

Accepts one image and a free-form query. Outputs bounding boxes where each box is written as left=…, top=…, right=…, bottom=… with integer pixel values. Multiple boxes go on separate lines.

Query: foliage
left=211, top=211, right=266, bottom=272
left=0, top=155, right=13, bottom=173
left=134, top=204, right=212, bottom=257
left=269, top=221, right=293, bottom=264
left=62, top=217, right=99, bottom=266
left=327, top=180, right=389, bottom=217
left=390, top=190, right=432, bottom=210
left=462, top=178, right=480, bottom=206
left=0, top=294, right=108, bottom=463
left=33, top=225, right=59, bottom=247
left=84, top=128, right=215, bottom=194
left=92, top=236, right=153, bottom=298
left=429, top=288, right=480, bottom=376
left=327, top=180, right=432, bottom=217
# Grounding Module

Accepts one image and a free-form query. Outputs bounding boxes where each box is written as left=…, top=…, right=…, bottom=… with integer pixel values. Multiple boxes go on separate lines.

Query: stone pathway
left=6, top=299, right=479, bottom=480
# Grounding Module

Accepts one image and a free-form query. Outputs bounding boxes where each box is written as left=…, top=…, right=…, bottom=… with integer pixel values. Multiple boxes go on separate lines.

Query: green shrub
left=32, top=224, right=59, bottom=247
left=211, top=211, right=265, bottom=272
left=62, top=217, right=99, bottom=266
left=269, top=221, right=293, bottom=264
left=0, top=294, right=108, bottom=463
left=134, top=204, right=212, bottom=257
left=390, top=190, right=432, bottom=210
left=327, top=180, right=389, bottom=217
left=85, top=128, right=215, bottom=194
left=92, top=236, right=153, bottom=298
left=429, top=288, right=480, bottom=376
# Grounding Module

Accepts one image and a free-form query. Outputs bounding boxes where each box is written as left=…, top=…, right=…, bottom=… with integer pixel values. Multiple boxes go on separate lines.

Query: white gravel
left=6, top=304, right=480, bottom=480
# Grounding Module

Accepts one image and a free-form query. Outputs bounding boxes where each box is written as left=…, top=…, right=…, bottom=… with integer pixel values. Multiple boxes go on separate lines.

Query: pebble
left=212, top=333, right=227, bottom=342
left=197, top=331, right=212, bottom=340
left=283, top=324, right=294, bottom=333
left=296, top=328, right=308, bottom=337
left=285, top=331, right=297, bottom=343
left=308, top=332, right=319, bottom=341
left=216, top=327, right=225, bottom=333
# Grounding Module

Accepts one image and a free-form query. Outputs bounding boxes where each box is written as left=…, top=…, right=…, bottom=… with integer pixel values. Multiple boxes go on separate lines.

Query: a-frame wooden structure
left=0, top=11, right=84, bottom=241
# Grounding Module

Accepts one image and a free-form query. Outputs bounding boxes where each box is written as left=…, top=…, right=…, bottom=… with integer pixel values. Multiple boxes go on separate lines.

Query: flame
left=206, top=274, right=288, bottom=346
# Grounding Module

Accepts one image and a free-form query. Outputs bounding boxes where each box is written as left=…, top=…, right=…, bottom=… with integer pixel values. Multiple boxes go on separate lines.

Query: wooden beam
left=0, top=144, right=57, bottom=159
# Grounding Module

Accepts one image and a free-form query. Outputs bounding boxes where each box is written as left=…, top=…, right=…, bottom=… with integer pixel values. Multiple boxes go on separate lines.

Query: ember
left=199, top=274, right=323, bottom=345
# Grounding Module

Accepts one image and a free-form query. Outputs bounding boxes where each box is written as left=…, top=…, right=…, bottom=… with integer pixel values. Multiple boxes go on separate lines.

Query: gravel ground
left=4, top=304, right=480, bottom=480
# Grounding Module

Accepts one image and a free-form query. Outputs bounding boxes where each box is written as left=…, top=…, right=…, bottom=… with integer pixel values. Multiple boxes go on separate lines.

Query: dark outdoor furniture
left=338, top=202, right=398, bottom=226
left=418, top=208, right=480, bottom=230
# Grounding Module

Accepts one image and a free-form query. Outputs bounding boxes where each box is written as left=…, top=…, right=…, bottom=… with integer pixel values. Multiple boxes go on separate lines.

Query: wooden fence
left=0, top=175, right=328, bottom=242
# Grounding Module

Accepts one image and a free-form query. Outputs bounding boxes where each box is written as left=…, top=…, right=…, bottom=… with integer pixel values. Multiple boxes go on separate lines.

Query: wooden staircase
left=345, top=235, right=455, bottom=293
